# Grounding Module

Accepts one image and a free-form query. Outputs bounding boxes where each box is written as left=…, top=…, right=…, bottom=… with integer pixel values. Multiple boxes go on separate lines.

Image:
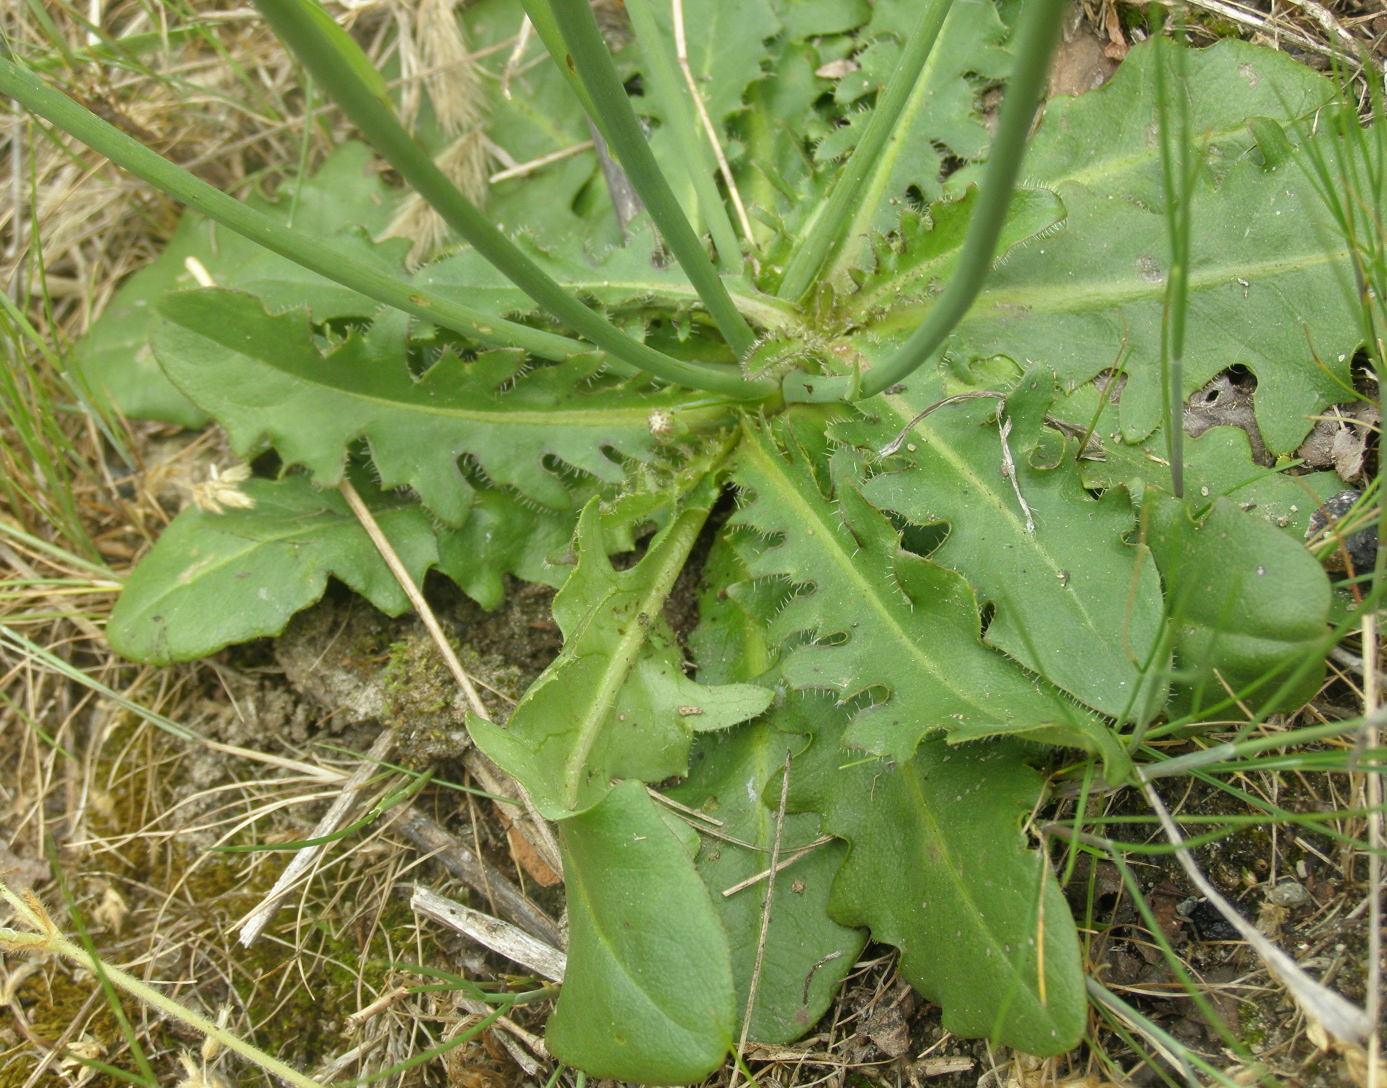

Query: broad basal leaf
left=71, top=142, right=406, bottom=425
left=674, top=541, right=865, bottom=1044
left=152, top=289, right=733, bottom=525
left=840, top=369, right=1166, bottom=724
left=903, top=41, right=1359, bottom=453
left=547, top=779, right=736, bottom=1082
left=107, top=476, right=437, bottom=664
left=789, top=697, right=1086, bottom=1056
left=467, top=491, right=772, bottom=819
left=1147, top=493, right=1332, bottom=715
left=669, top=718, right=865, bottom=1046
left=730, top=415, right=1091, bottom=765
left=927, top=156, right=1359, bottom=453
left=957, top=37, right=1338, bottom=208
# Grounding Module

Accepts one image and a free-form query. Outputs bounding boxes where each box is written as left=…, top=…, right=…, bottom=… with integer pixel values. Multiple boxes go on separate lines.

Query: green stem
left=777, top=0, right=951, bottom=302
left=1155, top=31, right=1192, bottom=500
left=858, top=0, right=1066, bottom=399
left=0, top=54, right=578, bottom=363
left=256, top=0, right=765, bottom=395
left=524, top=0, right=757, bottom=356
left=623, top=0, right=744, bottom=271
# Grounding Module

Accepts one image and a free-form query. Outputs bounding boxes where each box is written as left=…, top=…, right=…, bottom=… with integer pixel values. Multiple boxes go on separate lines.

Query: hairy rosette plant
left=3, top=0, right=1373, bottom=1079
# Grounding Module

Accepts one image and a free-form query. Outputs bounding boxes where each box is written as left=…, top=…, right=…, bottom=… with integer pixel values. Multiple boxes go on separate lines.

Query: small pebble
left=1266, top=881, right=1309, bottom=907
left=1306, top=489, right=1378, bottom=573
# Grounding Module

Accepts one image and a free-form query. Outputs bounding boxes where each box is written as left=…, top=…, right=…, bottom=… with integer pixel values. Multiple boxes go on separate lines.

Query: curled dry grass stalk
left=2, top=2, right=1386, bottom=1087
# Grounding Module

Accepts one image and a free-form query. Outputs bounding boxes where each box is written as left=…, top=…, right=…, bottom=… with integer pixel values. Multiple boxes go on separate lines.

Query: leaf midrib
left=869, top=242, right=1349, bottom=335
left=881, top=404, right=1109, bottom=646
left=741, top=427, right=993, bottom=717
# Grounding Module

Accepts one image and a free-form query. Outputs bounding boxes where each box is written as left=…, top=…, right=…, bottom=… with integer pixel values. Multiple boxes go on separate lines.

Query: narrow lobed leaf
left=468, top=489, right=773, bottom=819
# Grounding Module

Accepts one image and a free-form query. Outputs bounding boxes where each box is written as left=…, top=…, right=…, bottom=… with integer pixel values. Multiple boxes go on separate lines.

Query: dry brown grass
left=1, top=3, right=1384, bottom=1087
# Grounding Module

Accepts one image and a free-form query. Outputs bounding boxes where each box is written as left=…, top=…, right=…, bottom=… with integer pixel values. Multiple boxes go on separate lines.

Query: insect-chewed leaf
left=729, top=415, right=1093, bottom=765
left=467, top=492, right=773, bottom=819
left=928, top=41, right=1357, bottom=453
left=1147, top=492, right=1332, bottom=715
left=788, top=696, right=1086, bottom=1056
left=547, top=779, right=736, bottom=1082
left=107, top=476, right=438, bottom=664
left=842, top=369, right=1167, bottom=725
left=152, top=288, right=733, bottom=525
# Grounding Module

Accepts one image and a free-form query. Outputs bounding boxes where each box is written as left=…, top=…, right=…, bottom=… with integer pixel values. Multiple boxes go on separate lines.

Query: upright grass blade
left=1154, top=28, right=1196, bottom=499
left=859, top=0, right=1066, bottom=398
left=0, top=54, right=586, bottom=363
left=523, top=0, right=757, bottom=356
left=254, top=0, right=767, bottom=395
left=775, top=0, right=951, bottom=302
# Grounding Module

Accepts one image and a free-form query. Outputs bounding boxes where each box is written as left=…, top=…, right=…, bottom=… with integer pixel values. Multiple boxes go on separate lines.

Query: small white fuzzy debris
left=190, top=463, right=254, bottom=514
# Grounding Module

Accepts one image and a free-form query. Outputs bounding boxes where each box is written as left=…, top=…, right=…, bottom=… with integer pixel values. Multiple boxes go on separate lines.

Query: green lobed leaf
left=903, top=156, right=1361, bottom=454
left=839, top=185, right=1067, bottom=319
left=467, top=490, right=773, bottom=819
left=1146, top=493, right=1332, bottom=715
left=434, top=487, right=581, bottom=608
left=814, top=0, right=1010, bottom=238
left=788, top=695, right=1086, bottom=1055
left=729, top=414, right=1095, bottom=765
left=547, top=779, right=737, bottom=1082
left=71, top=142, right=406, bottom=425
left=106, top=475, right=437, bottom=664
left=673, top=539, right=865, bottom=1043
left=151, top=288, right=734, bottom=525
left=840, top=368, right=1167, bottom=724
